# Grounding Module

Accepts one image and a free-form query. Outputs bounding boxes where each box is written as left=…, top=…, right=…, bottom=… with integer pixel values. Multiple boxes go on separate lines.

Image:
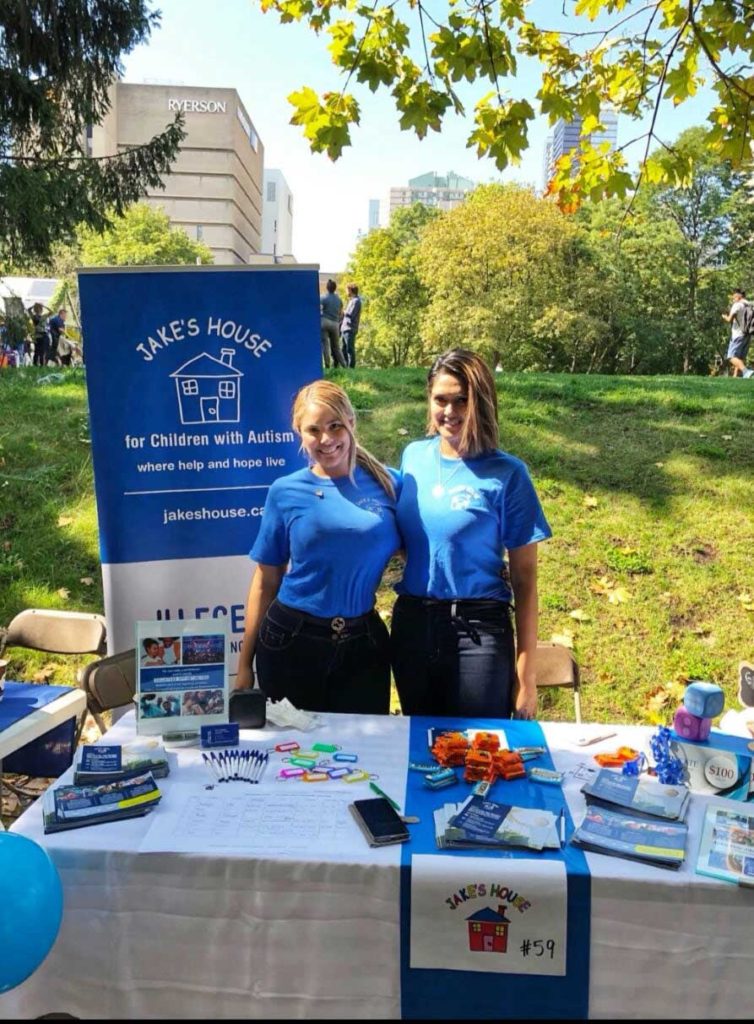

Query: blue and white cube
left=683, top=681, right=724, bottom=720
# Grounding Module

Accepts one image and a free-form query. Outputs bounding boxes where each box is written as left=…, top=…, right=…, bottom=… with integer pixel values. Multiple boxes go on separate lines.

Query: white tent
left=0, top=276, right=58, bottom=311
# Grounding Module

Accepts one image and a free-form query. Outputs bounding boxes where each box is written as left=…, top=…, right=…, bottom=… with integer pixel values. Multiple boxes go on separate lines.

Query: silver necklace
left=432, top=442, right=464, bottom=498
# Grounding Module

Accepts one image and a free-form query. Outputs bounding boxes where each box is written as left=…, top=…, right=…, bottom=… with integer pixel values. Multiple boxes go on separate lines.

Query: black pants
left=390, top=595, right=516, bottom=717
left=255, top=600, right=391, bottom=714
left=33, top=336, right=49, bottom=366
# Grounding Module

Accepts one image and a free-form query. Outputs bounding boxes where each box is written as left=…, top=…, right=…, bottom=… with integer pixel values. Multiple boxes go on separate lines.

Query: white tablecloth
left=1, top=715, right=752, bottom=1019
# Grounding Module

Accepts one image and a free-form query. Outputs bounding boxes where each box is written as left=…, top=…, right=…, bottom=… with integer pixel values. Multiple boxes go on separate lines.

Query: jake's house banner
left=79, top=265, right=321, bottom=676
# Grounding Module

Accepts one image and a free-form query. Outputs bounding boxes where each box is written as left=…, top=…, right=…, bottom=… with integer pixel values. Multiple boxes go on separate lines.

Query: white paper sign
left=410, top=854, right=567, bottom=975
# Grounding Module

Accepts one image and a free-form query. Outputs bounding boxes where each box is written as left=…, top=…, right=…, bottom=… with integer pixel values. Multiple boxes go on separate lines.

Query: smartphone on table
left=349, top=797, right=410, bottom=847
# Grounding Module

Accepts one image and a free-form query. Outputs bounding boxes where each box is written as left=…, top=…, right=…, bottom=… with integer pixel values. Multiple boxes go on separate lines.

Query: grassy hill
left=1, top=365, right=752, bottom=724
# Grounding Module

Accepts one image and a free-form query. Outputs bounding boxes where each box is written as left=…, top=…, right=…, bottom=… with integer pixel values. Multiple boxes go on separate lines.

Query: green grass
left=2, top=365, right=753, bottom=724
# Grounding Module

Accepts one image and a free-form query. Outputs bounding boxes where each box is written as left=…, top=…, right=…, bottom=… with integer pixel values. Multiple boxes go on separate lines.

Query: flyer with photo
left=135, top=618, right=229, bottom=736
left=696, top=804, right=754, bottom=885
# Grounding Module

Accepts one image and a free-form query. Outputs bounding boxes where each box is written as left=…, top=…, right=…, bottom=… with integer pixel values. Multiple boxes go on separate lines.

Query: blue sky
left=123, top=1, right=715, bottom=270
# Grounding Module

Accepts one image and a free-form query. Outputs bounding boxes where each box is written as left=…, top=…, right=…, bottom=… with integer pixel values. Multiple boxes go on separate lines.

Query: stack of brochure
left=580, top=769, right=690, bottom=821
left=571, top=804, right=688, bottom=869
left=571, top=768, right=690, bottom=868
left=73, top=742, right=170, bottom=785
left=434, top=795, right=561, bottom=851
left=42, top=771, right=162, bottom=834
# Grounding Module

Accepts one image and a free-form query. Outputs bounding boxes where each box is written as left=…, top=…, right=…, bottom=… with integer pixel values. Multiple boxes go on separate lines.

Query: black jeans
left=255, top=600, right=391, bottom=714
left=390, top=595, right=516, bottom=717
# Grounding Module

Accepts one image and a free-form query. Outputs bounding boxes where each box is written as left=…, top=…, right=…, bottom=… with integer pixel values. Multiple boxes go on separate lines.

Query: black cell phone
left=349, top=797, right=410, bottom=847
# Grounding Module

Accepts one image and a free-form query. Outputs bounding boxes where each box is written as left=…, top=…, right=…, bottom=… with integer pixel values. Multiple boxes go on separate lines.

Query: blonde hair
left=426, top=349, right=499, bottom=457
left=292, top=380, right=396, bottom=499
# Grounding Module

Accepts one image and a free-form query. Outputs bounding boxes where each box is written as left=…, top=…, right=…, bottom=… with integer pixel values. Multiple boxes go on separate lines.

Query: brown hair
left=426, top=349, right=499, bottom=457
left=292, top=380, right=395, bottom=498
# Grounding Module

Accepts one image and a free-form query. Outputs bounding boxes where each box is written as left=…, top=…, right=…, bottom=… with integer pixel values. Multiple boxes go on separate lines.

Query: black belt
left=273, top=601, right=375, bottom=640
left=398, top=595, right=509, bottom=612
left=397, top=594, right=511, bottom=645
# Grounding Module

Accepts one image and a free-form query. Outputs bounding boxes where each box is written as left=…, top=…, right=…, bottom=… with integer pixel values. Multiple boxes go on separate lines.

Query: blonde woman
left=391, top=349, right=551, bottom=719
left=235, top=380, right=399, bottom=713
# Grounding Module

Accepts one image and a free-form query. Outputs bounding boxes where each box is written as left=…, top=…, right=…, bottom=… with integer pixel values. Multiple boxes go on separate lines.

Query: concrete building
left=542, top=109, right=618, bottom=190
left=90, top=82, right=264, bottom=265
left=368, top=199, right=380, bottom=231
left=261, top=169, right=294, bottom=260
left=388, top=171, right=475, bottom=219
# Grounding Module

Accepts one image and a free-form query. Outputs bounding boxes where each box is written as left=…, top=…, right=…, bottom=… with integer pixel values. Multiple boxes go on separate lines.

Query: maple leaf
left=57, top=515, right=74, bottom=527
left=80, top=576, right=94, bottom=586
left=608, top=587, right=630, bottom=604
left=57, top=587, right=70, bottom=600
left=583, top=495, right=598, bottom=508
left=569, top=608, right=591, bottom=621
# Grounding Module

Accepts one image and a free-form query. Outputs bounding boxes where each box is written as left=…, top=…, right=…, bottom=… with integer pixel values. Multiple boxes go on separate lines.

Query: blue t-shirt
left=251, top=465, right=400, bottom=617
left=396, top=437, right=551, bottom=601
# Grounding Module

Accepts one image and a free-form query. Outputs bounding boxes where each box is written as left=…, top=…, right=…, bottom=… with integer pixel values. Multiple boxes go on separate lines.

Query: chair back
left=80, top=649, right=136, bottom=717
left=5, top=608, right=107, bottom=655
left=535, top=642, right=582, bottom=722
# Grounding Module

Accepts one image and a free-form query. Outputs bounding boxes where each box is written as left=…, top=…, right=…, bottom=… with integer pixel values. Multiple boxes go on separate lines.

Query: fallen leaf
left=738, top=593, right=753, bottom=604
left=56, top=587, right=70, bottom=600
left=608, top=587, right=631, bottom=604
left=79, top=576, right=94, bottom=586
left=722, top=434, right=732, bottom=441
left=590, top=576, right=614, bottom=596
left=583, top=495, right=598, bottom=508
left=655, top=461, right=664, bottom=468
left=569, top=608, right=591, bottom=622
left=550, top=631, right=574, bottom=649
left=2, top=541, right=10, bottom=551
left=397, top=428, right=409, bottom=436
left=33, top=665, right=55, bottom=682
left=648, top=691, right=670, bottom=716
left=57, top=515, right=74, bottom=527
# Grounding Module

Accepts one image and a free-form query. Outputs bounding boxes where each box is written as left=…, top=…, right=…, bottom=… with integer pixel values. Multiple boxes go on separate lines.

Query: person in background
left=390, top=348, right=551, bottom=720
left=234, top=379, right=399, bottom=714
left=320, top=278, right=346, bottom=368
left=47, top=307, right=67, bottom=365
left=722, top=288, right=754, bottom=378
left=27, top=303, right=51, bottom=366
left=340, top=283, right=362, bottom=368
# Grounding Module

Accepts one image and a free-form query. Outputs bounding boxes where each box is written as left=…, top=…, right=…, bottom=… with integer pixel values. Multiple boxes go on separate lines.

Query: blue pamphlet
left=80, top=746, right=122, bottom=773
left=581, top=769, right=690, bottom=821
left=572, top=804, right=687, bottom=869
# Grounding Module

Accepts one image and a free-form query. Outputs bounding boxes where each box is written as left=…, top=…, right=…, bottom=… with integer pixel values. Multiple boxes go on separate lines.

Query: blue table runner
left=400, top=717, right=591, bottom=1020
left=0, top=682, right=76, bottom=731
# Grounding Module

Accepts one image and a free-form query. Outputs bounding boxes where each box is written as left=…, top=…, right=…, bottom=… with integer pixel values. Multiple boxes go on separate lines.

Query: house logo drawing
left=170, top=348, right=244, bottom=425
left=466, top=904, right=511, bottom=954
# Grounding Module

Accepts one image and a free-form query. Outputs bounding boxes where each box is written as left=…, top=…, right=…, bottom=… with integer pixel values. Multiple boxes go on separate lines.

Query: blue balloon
left=0, top=832, right=63, bottom=992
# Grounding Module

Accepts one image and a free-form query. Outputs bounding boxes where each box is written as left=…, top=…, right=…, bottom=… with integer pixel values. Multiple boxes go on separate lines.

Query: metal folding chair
left=1, top=608, right=107, bottom=657
left=78, top=649, right=137, bottom=738
left=535, top=642, right=582, bottom=723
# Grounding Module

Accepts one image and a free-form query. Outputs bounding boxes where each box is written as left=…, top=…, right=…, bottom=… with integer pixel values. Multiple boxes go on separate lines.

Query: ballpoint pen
left=369, top=781, right=401, bottom=811
left=559, top=809, right=566, bottom=848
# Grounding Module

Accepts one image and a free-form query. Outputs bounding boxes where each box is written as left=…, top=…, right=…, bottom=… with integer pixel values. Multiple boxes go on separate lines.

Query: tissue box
left=683, top=681, right=724, bottom=719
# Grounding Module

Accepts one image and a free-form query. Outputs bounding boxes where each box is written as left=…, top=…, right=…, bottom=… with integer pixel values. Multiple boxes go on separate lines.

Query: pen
left=369, top=781, right=401, bottom=811
left=559, top=809, right=566, bottom=848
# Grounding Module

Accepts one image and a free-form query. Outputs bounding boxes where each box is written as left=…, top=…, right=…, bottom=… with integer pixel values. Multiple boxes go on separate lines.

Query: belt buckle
left=331, top=616, right=347, bottom=641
